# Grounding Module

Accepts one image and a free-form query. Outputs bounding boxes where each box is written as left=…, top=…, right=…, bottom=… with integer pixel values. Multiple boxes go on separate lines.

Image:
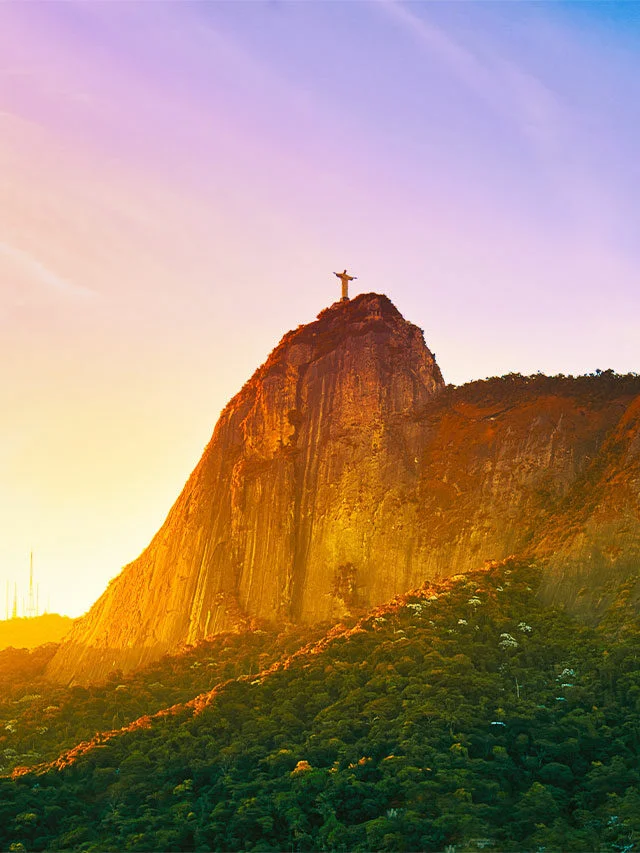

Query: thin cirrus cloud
left=0, top=241, right=94, bottom=300
left=378, top=0, right=637, bottom=275
left=377, top=0, right=566, bottom=152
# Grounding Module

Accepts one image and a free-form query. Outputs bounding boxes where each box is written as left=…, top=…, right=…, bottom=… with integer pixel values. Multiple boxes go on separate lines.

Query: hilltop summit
left=47, top=294, right=640, bottom=685
left=48, top=294, right=444, bottom=683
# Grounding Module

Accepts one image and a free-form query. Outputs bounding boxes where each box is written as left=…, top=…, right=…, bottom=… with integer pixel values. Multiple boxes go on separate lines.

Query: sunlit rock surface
left=47, top=294, right=443, bottom=682
left=47, top=293, right=640, bottom=684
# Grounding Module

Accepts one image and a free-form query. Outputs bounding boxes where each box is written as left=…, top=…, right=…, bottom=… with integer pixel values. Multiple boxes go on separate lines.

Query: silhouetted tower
left=26, top=552, right=36, bottom=619
left=5, top=580, right=8, bottom=621
left=12, top=583, right=17, bottom=619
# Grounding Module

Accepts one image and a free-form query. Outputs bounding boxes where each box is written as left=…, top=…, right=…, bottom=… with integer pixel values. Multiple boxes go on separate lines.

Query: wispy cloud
left=378, top=0, right=566, bottom=154
left=377, top=0, right=631, bottom=253
left=0, top=241, right=94, bottom=299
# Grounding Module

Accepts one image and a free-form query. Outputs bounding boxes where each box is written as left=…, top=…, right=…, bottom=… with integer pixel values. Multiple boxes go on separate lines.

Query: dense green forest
left=2, top=558, right=640, bottom=852
left=0, top=626, right=328, bottom=776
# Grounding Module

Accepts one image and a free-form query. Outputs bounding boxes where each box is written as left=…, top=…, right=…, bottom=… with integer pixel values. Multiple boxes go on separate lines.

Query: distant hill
left=0, top=614, right=73, bottom=650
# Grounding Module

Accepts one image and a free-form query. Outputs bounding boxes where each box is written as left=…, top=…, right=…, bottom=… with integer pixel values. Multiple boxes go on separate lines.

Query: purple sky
left=1, top=1, right=639, bottom=616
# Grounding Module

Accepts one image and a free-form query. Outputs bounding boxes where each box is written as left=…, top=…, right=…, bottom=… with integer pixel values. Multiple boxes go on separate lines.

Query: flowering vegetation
left=1, top=558, right=640, bottom=851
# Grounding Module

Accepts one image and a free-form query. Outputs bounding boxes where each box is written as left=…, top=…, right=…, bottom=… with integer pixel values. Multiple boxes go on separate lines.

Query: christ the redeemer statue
left=334, top=269, right=357, bottom=302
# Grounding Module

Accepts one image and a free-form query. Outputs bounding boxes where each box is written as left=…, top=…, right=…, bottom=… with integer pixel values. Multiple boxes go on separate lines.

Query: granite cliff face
left=413, top=375, right=640, bottom=621
left=48, top=294, right=443, bottom=683
left=47, top=295, right=640, bottom=685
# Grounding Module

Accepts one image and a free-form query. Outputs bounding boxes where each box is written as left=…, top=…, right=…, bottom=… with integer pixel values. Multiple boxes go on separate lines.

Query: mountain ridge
left=47, top=293, right=444, bottom=683
left=46, top=294, right=640, bottom=685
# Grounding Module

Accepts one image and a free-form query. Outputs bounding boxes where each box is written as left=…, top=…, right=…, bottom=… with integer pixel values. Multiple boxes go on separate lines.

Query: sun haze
left=1, top=1, right=639, bottom=616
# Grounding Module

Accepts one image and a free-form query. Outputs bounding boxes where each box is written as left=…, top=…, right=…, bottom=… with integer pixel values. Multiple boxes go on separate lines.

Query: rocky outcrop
left=47, top=294, right=640, bottom=685
left=537, top=391, right=640, bottom=621
left=47, top=294, right=443, bottom=683
left=412, top=376, right=640, bottom=619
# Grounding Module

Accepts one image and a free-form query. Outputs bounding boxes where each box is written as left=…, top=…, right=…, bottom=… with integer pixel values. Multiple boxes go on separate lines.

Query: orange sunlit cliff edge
left=46, top=293, right=640, bottom=685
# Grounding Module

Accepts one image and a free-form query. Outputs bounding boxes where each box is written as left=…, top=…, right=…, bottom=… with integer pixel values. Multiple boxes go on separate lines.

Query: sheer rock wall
left=47, top=294, right=640, bottom=684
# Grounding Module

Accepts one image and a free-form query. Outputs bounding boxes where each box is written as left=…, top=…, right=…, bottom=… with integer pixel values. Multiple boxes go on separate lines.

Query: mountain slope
left=47, top=293, right=640, bottom=685
left=0, top=626, right=328, bottom=776
left=538, top=389, right=640, bottom=620
left=4, top=559, right=640, bottom=852
left=48, top=294, right=443, bottom=683
left=411, top=374, right=640, bottom=618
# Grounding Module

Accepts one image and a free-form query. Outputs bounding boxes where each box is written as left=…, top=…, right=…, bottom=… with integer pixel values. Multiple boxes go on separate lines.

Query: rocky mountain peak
left=47, top=293, right=443, bottom=684
left=228, top=292, right=442, bottom=411
left=47, top=289, right=640, bottom=688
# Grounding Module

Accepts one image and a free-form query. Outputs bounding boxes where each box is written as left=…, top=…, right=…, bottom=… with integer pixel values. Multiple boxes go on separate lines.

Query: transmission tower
left=26, top=552, right=37, bottom=619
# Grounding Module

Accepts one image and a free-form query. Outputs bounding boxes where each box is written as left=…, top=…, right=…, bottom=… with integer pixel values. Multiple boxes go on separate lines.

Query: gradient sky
left=1, top=1, right=639, bottom=617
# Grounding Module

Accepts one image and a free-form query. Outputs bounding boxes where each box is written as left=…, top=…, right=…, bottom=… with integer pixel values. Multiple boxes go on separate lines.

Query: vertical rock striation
left=48, top=294, right=443, bottom=683
left=47, top=293, right=640, bottom=685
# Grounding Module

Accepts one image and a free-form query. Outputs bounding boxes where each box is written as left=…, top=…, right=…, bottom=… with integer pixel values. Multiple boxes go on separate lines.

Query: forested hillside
left=2, top=558, right=640, bottom=851
left=0, top=626, right=328, bottom=776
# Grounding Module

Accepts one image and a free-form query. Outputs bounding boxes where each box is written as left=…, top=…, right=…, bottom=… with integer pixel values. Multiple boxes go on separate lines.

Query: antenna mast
left=26, top=551, right=36, bottom=619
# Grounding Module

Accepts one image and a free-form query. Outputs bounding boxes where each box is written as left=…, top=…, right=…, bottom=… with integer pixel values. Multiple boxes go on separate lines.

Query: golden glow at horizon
left=1, top=1, right=639, bottom=616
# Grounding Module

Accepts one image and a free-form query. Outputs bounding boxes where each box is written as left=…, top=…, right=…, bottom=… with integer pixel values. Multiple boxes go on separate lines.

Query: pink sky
left=1, top=2, right=639, bottom=616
